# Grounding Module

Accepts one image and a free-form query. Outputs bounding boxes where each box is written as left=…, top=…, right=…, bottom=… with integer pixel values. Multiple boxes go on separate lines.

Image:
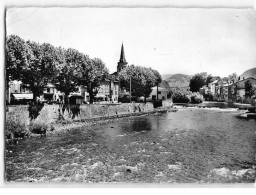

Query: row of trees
left=6, top=35, right=162, bottom=104
left=118, top=65, right=162, bottom=103
left=6, top=35, right=109, bottom=104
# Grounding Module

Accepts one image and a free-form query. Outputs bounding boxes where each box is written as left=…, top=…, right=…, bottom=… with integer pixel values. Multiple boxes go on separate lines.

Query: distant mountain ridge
left=240, top=67, right=256, bottom=79
left=161, top=74, right=173, bottom=80
left=161, top=73, right=191, bottom=90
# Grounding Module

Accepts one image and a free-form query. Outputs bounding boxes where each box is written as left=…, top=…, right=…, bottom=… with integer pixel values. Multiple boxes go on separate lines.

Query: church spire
left=117, top=42, right=128, bottom=73
left=119, top=43, right=126, bottom=63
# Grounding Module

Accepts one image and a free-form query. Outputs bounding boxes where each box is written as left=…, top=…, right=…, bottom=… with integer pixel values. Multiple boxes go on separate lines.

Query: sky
left=6, top=7, right=256, bottom=77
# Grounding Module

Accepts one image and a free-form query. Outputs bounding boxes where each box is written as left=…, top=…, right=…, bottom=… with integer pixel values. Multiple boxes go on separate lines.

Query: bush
left=29, top=121, right=49, bottom=134
left=190, top=92, right=204, bottom=104
left=5, top=116, right=29, bottom=139
left=204, top=93, right=214, bottom=101
left=172, top=91, right=190, bottom=103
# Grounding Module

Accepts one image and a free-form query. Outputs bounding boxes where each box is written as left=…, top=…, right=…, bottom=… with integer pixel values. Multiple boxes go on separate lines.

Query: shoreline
left=173, top=101, right=255, bottom=110
left=6, top=106, right=177, bottom=143
left=174, top=102, right=256, bottom=119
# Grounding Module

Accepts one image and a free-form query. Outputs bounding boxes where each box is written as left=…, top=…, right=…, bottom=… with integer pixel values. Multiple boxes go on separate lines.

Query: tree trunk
left=156, top=83, right=159, bottom=100
left=89, top=90, right=94, bottom=104
left=144, top=95, right=147, bottom=103
left=32, top=88, right=39, bottom=103
left=64, top=93, right=69, bottom=105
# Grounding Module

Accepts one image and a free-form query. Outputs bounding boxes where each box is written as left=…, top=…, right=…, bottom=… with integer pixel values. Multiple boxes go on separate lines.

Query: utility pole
left=130, top=76, right=131, bottom=103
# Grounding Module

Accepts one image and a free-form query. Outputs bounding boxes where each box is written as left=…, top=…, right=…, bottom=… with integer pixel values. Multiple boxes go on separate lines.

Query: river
left=5, top=107, right=256, bottom=183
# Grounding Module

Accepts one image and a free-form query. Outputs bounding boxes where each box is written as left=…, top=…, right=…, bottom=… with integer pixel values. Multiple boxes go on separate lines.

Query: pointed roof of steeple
left=119, top=42, right=126, bottom=63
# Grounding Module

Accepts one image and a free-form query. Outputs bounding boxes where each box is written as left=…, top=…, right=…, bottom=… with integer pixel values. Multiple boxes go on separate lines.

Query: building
left=208, top=80, right=218, bottom=96
left=40, top=83, right=63, bottom=102
left=95, top=43, right=127, bottom=103
left=147, top=86, right=168, bottom=101
left=233, top=77, right=256, bottom=103
left=8, top=80, right=33, bottom=104
left=214, top=81, right=233, bottom=102
left=96, top=78, right=119, bottom=102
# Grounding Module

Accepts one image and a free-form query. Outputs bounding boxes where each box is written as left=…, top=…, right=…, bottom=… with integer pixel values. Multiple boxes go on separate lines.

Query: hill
left=161, top=74, right=173, bottom=80
left=240, top=67, right=256, bottom=79
left=164, top=73, right=191, bottom=91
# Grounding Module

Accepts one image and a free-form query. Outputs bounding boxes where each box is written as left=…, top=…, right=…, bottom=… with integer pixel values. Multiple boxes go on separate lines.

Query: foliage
left=190, top=92, right=204, bottom=104
left=29, top=121, right=48, bottom=134
left=5, top=115, right=29, bottom=138
left=172, top=91, right=190, bottom=103
left=167, top=90, right=174, bottom=99
left=204, top=93, right=214, bottom=101
left=245, top=80, right=254, bottom=98
left=28, top=103, right=44, bottom=120
left=23, top=41, right=62, bottom=102
left=228, top=72, right=237, bottom=82
left=118, top=65, right=162, bottom=102
left=77, top=57, right=109, bottom=104
left=206, top=74, right=214, bottom=86
left=189, top=72, right=207, bottom=92
left=6, top=34, right=110, bottom=104
left=6, top=35, right=64, bottom=102
left=6, top=35, right=33, bottom=82
left=53, top=48, right=83, bottom=103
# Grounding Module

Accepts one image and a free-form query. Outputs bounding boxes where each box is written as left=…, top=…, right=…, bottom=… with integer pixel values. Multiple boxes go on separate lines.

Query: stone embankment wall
left=6, top=100, right=173, bottom=127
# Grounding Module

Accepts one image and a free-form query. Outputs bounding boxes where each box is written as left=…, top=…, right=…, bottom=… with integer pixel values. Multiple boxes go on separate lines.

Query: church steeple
left=117, top=42, right=128, bottom=72
left=119, top=43, right=126, bottom=63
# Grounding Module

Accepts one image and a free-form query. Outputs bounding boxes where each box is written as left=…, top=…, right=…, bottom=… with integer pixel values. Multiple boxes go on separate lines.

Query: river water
left=5, top=107, right=256, bottom=183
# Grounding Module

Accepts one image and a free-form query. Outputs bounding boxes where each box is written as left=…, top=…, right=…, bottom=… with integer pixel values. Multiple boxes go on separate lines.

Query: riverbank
left=5, top=101, right=175, bottom=142
left=174, top=101, right=256, bottom=119
left=48, top=105, right=177, bottom=135
left=174, top=101, right=255, bottom=110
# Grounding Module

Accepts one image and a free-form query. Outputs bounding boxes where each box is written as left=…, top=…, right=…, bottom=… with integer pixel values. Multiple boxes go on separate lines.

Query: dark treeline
left=6, top=34, right=109, bottom=104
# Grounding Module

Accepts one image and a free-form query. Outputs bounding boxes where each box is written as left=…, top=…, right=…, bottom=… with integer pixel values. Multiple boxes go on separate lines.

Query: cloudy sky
left=6, top=7, right=256, bottom=77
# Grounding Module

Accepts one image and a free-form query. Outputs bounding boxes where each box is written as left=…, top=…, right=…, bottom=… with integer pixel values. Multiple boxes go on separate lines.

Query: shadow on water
left=131, top=118, right=152, bottom=132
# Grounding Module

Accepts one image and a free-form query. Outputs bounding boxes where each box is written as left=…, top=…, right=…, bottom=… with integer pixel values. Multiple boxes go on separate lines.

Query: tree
left=21, top=41, right=62, bottom=102
left=228, top=72, right=237, bottom=83
left=53, top=48, right=82, bottom=104
left=245, top=80, right=254, bottom=98
left=118, top=65, right=161, bottom=102
left=77, top=57, right=109, bottom=104
left=189, top=72, right=207, bottom=92
left=206, top=74, right=214, bottom=86
left=6, top=35, right=34, bottom=102
left=151, top=68, right=162, bottom=100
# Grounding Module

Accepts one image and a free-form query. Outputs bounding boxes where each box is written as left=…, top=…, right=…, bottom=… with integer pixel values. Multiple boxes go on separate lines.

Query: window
left=158, top=91, right=161, bottom=94
left=47, top=88, right=50, bottom=93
